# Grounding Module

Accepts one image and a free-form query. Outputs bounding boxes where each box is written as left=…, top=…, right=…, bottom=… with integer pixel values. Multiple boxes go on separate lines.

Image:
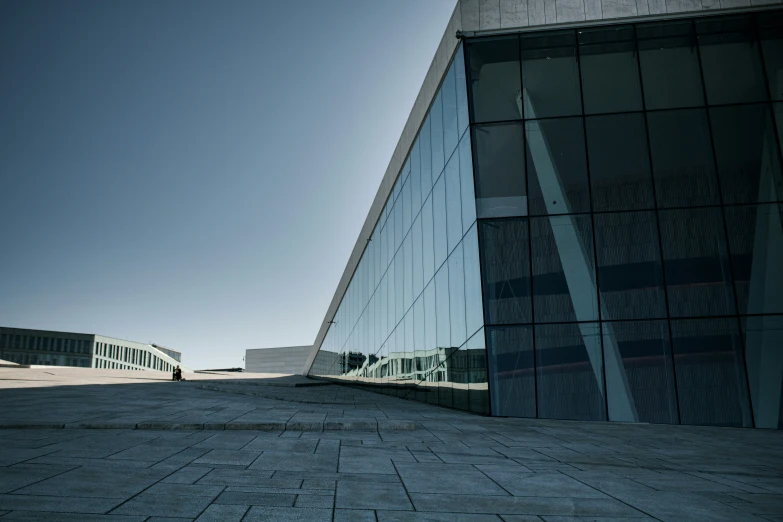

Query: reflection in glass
left=435, top=263, right=451, bottom=354
left=530, top=214, right=598, bottom=323
left=637, top=20, right=705, bottom=110
left=473, top=123, right=526, bottom=218
left=670, top=318, right=753, bottom=427
left=420, top=116, right=433, bottom=197
left=578, top=26, right=643, bottom=115
left=710, top=104, right=783, bottom=205
left=647, top=109, right=720, bottom=208
left=432, top=174, right=448, bottom=271
left=521, top=30, right=581, bottom=119
left=743, top=315, right=783, bottom=429
left=586, top=113, right=655, bottom=212
left=422, top=194, right=435, bottom=286
left=697, top=16, right=768, bottom=105
left=463, top=225, right=485, bottom=339
left=442, top=62, right=459, bottom=160
left=594, top=211, right=667, bottom=320
left=536, top=322, right=606, bottom=421
left=724, top=204, right=783, bottom=315
left=445, top=152, right=463, bottom=255
left=487, top=326, right=536, bottom=417
left=480, top=219, right=532, bottom=325
left=467, top=36, right=522, bottom=123
left=455, top=44, right=471, bottom=135
left=431, top=91, right=445, bottom=179
left=658, top=208, right=735, bottom=318
left=602, top=321, right=678, bottom=424
left=526, top=117, right=590, bottom=215
left=449, top=243, right=467, bottom=350
left=459, top=133, right=477, bottom=235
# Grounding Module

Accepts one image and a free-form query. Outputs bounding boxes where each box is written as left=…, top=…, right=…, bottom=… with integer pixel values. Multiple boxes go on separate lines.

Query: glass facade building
left=309, top=9, right=783, bottom=429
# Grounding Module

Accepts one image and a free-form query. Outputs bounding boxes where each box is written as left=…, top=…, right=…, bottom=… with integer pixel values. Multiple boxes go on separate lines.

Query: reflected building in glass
left=307, top=3, right=783, bottom=429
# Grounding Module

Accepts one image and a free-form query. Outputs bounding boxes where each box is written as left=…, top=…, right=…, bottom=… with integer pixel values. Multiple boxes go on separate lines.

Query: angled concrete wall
left=246, top=346, right=312, bottom=375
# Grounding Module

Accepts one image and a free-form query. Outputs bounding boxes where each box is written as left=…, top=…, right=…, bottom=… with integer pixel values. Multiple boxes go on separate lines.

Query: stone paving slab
left=0, top=367, right=782, bottom=520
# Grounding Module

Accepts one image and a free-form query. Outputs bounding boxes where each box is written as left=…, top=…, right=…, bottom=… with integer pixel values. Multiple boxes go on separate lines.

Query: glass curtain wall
left=309, top=45, right=489, bottom=413
left=468, top=11, right=783, bottom=428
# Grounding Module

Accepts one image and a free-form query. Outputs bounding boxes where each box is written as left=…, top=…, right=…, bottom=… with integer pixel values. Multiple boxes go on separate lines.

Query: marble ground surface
left=0, top=367, right=781, bottom=521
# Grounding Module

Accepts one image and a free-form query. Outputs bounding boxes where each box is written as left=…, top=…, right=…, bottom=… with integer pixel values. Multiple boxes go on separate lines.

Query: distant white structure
left=245, top=346, right=312, bottom=375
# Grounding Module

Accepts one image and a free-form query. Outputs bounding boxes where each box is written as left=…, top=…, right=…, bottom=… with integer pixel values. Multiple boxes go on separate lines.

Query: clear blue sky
left=0, top=0, right=456, bottom=369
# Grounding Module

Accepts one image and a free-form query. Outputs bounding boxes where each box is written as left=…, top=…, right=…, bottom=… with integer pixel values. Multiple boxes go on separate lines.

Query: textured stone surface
left=0, top=369, right=781, bottom=520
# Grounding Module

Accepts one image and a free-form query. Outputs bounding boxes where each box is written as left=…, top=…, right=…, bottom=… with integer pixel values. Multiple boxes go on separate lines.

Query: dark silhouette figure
left=175, top=366, right=182, bottom=381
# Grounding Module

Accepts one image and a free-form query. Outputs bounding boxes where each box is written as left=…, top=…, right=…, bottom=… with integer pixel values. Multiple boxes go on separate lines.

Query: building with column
left=0, top=327, right=185, bottom=372
left=306, top=1, right=783, bottom=429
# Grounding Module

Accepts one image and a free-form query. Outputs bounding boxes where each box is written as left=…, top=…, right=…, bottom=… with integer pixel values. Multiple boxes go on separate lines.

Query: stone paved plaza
left=0, top=368, right=782, bottom=521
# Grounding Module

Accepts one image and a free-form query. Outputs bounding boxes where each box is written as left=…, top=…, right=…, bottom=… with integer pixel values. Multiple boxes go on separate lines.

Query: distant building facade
left=245, top=345, right=312, bottom=375
left=0, top=327, right=184, bottom=372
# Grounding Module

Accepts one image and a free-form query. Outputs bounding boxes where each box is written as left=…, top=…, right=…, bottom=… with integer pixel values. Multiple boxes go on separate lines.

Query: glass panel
left=395, top=247, right=404, bottom=324
left=402, top=176, right=412, bottom=237
left=647, top=108, right=720, bottom=208
left=578, top=26, right=643, bottom=115
left=487, top=325, right=536, bottom=417
left=403, top=233, right=413, bottom=314
left=530, top=214, right=598, bottom=323
left=445, top=152, right=463, bottom=255
left=463, top=224, right=485, bottom=339
left=521, top=30, right=581, bottom=119
left=442, top=62, right=459, bottom=160
left=449, top=243, right=467, bottom=349
left=431, top=91, right=445, bottom=179
left=710, top=104, right=783, bottom=205
left=479, top=218, right=532, bottom=325
left=394, top=200, right=402, bottom=253
left=420, top=116, right=433, bottom=198
left=412, top=213, right=424, bottom=300
left=459, top=133, right=477, bottom=235
left=432, top=173, right=448, bottom=271
left=724, top=204, right=783, bottom=315
left=759, top=12, right=783, bottom=101
left=387, top=259, right=396, bottom=332
left=455, top=44, right=470, bottom=136
left=637, top=20, right=705, bottom=110
left=466, top=36, right=522, bottom=123
left=424, top=279, right=437, bottom=357
left=586, top=113, right=655, bottom=212
left=602, top=320, right=678, bottom=424
left=536, top=322, right=606, bottom=421
left=659, top=208, right=735, bottom=318
left=743, top=315, right=783, bottom=429
left=435, top=262, right=451, bottom=353
left=414, top=295, right=425, bottom=383
left=697, top=15, right=767, bottom=105
left=422, top=193, right=435, bottom=286
left=473, top=123, right=527, bottom=218
left=671, top=318, right=753, bottom=427
left=594, top=211, right=667, bottom=320
left=411, top=140, right=422, bottom=218
left=526, top=117, right=590, bottom=215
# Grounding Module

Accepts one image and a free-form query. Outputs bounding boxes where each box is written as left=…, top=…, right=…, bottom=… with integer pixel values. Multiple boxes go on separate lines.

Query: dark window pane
left=536, top=322, right=606, bottom=421
left=487, top=325, right=536, bottom=417
left=578, top=26, right=643, bottom=115
left=647, top=109, right=720, bottom=208
left=435, top=263, right=451, bottom=352
left=671, top=318, right=753, bottom=427
left=455, top=44, right=470, bottom=136
left=710, top=104, right=783, bottom=205
left=759, top=13, right=783, bottom=101
left=743, top=315, right=783, bottom=429
left=463, top=224, right=485, bottom=339
left=594, top=211, right=667, bottom=320
left=637, top=20, right=705, bottom=110
left=467, top=36, right=522, bottom=123
left=530, top=215, right=598, bottom=323
left=697, top=16, right=767, bottom=105
left=479, top=218, right=532, bottom=325
left=724, top=204, right=783, bottom=315
left=526, top=117, right=590, bottom=215
left=472, top=123, right=527, bottom=218
left=602, top=320, right=678, bottom=424
left=658, top=208, right=735, bottom=318
left=521, top=30, right=581, bottom=119
left=432, top=174, right=448, bottom=271
left=586, top=113, right=655, bottom=211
